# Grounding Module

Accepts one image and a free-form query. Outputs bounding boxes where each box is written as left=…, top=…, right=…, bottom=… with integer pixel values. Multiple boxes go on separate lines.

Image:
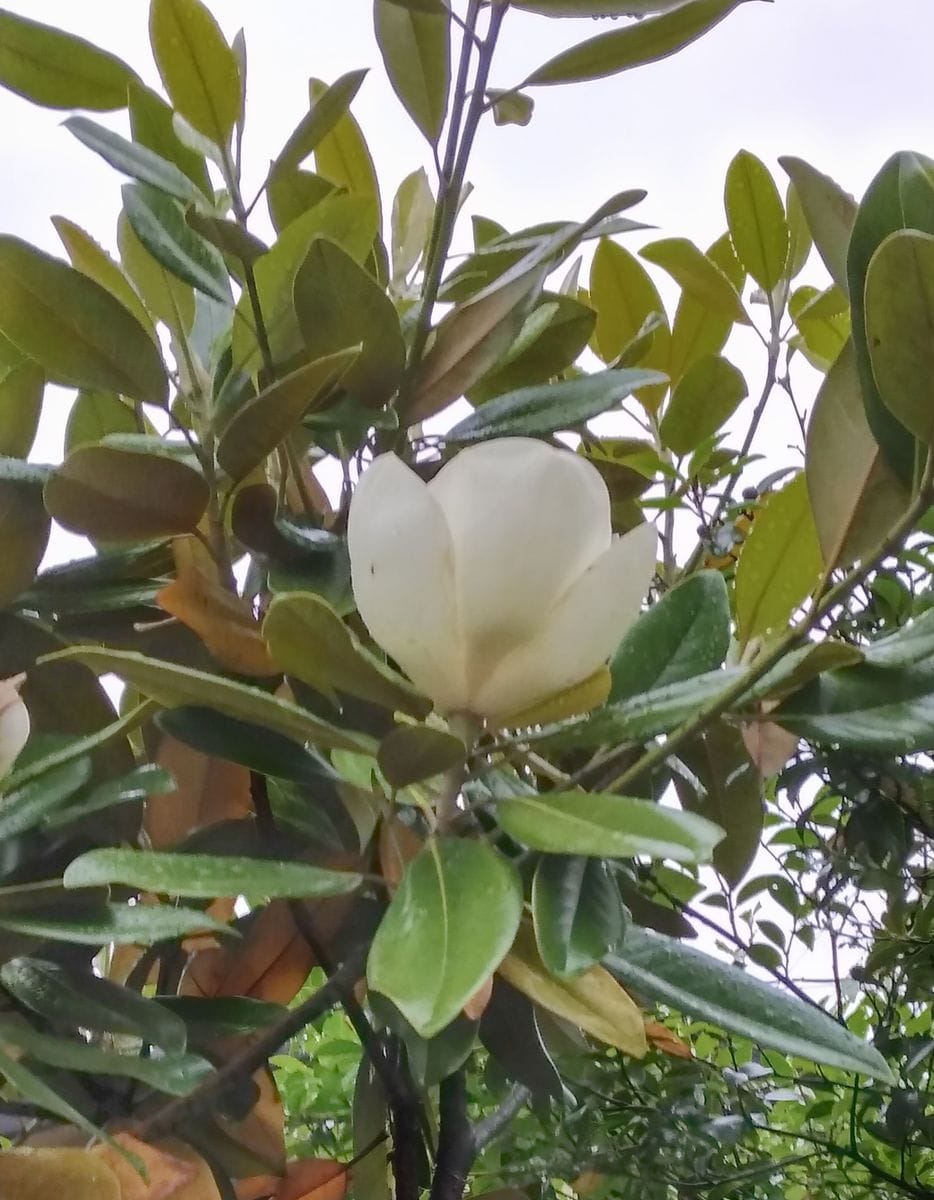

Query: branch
left=431, top=1072, right=475, bottom=1200
left=472, top=1084, right=530, bottom=1151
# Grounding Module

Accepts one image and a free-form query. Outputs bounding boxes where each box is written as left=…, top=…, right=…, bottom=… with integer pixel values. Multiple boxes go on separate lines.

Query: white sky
left=0, top=1, right=928, bottom=999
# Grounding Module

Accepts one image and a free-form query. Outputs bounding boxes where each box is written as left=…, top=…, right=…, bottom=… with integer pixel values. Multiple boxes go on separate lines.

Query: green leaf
left=659, top=353, right=747, bottom=455
left=448, top=367, right=667, bottom=441
left=377, top=725, right=465, bottom=789
left=156, top=995, right=286, bottom=1038
left=609, top=570, right=730, bottom=703
left=123, top=183, right=231, bottom=305
left=149, top=0, right=240, bottom=146
left=865, top=230, right=934, bottom=444
left=374, top=0, right=450, bottom=144
left=0, top=360, right=42, bottom=459
left=0, top=460, right=51, bottom=607
left=863, top=609, right=934, bottom=669
left=488, top=89, right=534, bottom=128
left=44, top=646, right=374, bottom=753
left=184, top=210, right=267, bottom=265
left=671, top=722, right=762, bottom=886
left=0, top=1045, right=113, bottom=1150
left=640, top=237, right=747, bottom=323
left=496, top=791, right=723, bottom=863
left=117, top=212, right=196, bottom=336
left=479, top=979, right=565, bottom=1103
left=293, top=239, right=405, bottom=409
left=734, top=473, right=822, bottom=646
left=275, top=69, right=369, bottom=174
left=391, top=167, right=435, bottom=285
left=0, top=901, right=234, bottom=944
left=1, top=956, right=187, bottom=1053
left=667, top=233, right=743, bottom=388
left=806, top=339, right=909, bottom=569
left=64, top=848, right=363, bottom=901
left=788, top=283, right=849, bottom=368
left=216, top=347, right=358, bottom=483
left=0, top=757, right=91, bottom=838
left=0, top=236, right=168, bottom=406
left=45, top=763, right=175, bottom=828
left=724, top=150, right=789, bottom=291
left=368, top=838, right=522, bottom=1037
left=128, top=80, right=212, bottom=198
left=779, top=156, right=856, bottom=293
left=267, top=168, right=338, bottom=235
left=44, top=445, right=209, bottom=541
left=52, top=218, right=155, bottom=340
left=511, top=0, right=706, bottom=13
left=0, top=7, right=137, bottom=111
left=607, top=926, right=896, bottom=1082
left=521, top=0, right=755, bottom=86
left=65, top=116, right=205, bottom=207
left=264, top=591, right=430, bottom=718
left=532, top=856, right=625, bottom=977
left=309, top=77, right=383, bottom=229
left=65, top=391, right=141, bottom=454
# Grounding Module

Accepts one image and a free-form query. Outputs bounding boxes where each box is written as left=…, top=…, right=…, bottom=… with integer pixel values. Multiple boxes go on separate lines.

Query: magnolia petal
left=0, top=677, right=29, bottom=779
left=473, top=522, right=658, bottom=722
left=429, top=439, right=611, bottom=695
left=348, top=454, right=466, bottom=712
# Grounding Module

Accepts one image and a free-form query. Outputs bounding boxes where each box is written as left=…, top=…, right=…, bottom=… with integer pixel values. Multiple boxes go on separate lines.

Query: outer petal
left=472, top=521, right=658, bottom=723
left=0, top=688, right=28, bottom=778
left=429, top=439, right=611, bottom=697
left=348, top=454, right=467, bottom=713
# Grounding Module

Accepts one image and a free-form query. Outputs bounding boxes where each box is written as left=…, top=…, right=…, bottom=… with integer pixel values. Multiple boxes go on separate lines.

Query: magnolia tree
left=0, top=1, right=932, bottom=1198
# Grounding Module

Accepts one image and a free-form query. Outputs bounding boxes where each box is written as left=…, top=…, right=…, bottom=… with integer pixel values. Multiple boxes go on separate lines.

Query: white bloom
left=348, top=438, right=657, bottom=724
left=0, top=675, right=28, bottom=779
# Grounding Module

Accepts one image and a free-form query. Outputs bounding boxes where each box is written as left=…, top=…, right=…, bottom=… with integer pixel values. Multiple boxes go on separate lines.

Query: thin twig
left=472, top=1084, right=530, bottom=1151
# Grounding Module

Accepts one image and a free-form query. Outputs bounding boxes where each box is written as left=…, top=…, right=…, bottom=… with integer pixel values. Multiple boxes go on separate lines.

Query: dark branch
left=472, top=1084, right=530, bottom=1152
left=431, top=1072, right=475, bottom=1200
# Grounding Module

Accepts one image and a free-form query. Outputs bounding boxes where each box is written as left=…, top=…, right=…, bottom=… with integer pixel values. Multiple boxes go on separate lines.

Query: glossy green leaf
left=806, top=340, right=908, bottom=569
left=368, top=838, right=522, bottom=1037
left=45, top=763, right=174, bottom=828
left=44, top=445, right=209, bottom=541
left=275, top=68, right=368, bottom=175
left=374, top=0, right=449, bottom=144
left=521, top=0, right=754, bottom=86
left=1, top=956, right=187, bottom=1053
left=150, top=0, right=241, bottom=146
left=724, top=150, right=789, bottom=291
left=0, top=460, right=50, bottom=607
left=659, top=353, right=747, bottom=455
left=293, top=239, right=405, bottom=409
left=117, top=212, right=196, bottom=335
left=865, top=230, right=934, bottom=444
left=607, top=926, right=895, bottom=1082
left=65, top=848, right=362, bottom=901
left=377, top=725, right=465, bottom=789
left=610, top=570, right=730, bottom=703
left=734, top=473, right=822, bottom=646
left=0, top=757, right=91, bottom=838
left=65, top=116, right=204, bottom=207
left=0, top=360, right=42, bottom=459
left=65, top=391, right=140, bottom=453
left=264, top=591, right=430, bottom=718
left=448, top=367, right=667, bottom=441
left=0, top=236, right=167, bottom=405
left=532, top=856, right=625, bottom=977
left=0, top=901, right=234, bottom=944
left=0, top=1045, right=113, bottom=1150
left=666, top=232, right=742, bottom=388
left=267, top=168, right=338, bottom=234
left=123, top=183, right=231, bottom=305
left=390, top=167, right=435, bottom=285
left=0, top=7, right=137, bottom=110
left=785, top=177, right=812, bottom=279
left=496, top=791, right=723, bottom=863
left=672, top=722, right=762, bottom=886
left=184, top=210, right=267, bottom=266
left=863, top=609, right=934, bottom=669
left=52, top=220, right=154, bottom=346
left=788, top=283, right=849, bottom=369
left=779, top=156, right=856, bottom=293
left=641, top=237, right=747, bottom=322
left=309, top=77, right=383, bottom=228
left=217, top=347, right=358, bottom=483
left=128, top=80, right=212, bottom=198
left=0, top=1019, right=210, bottom=1095
left=156, top=995, right=286, bottom=1038
left=45, top=646, right=374, bottom=753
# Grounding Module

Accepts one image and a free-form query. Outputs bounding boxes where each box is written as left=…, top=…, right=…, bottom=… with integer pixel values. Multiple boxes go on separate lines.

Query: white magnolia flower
left=348, top=438, right=657, bottom=724
left=0, top=675, right=29, bottom=779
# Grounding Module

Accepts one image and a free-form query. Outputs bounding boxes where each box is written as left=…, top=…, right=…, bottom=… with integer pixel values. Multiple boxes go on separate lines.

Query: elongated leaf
left=391, top=167, right=435, bottom=284
left=0, top=901, right=234, bottom=944
left=779, top=156, right=856, bottom=292
left=46, top=763, right=175, bottom=828
left=309, top=77, right=383, bottom=227
left=512, top=0, right=710, bottom=13
left=45, top=445, right=209, bottom=541
left=374, top=0, right=450, bottom=144
left=448, top=367, right=667, bottom=441
left=157, top=995, right=286, bottom=1037
left=0, top=360, right=42, bottom=459
left=0, top=757, right=91, bottom=838
left=806, top=339, right=908, bottom=568
left=863, top=610, right=934, bottom=669
left=496, top=790, right=723, bottom=863
left=65, top=390, right=140, bottom=453
left=64, top=848, right=362, bottom=901
left=368, top=838, right=522, bottom=1037
left=0, top=237, right=167, bottom=405
left=217, top=348, right=358, bottom=483
left=150, top=0, right=241, bottom=145
left=0, top=8, right=137, bottom=110
left=0, top=1046, right=114, bottom=1149
left=0, top=461, right=51, bottom=607
left=533, top=856, right=625, bottom=977
left=123, top=183, right=231, bottom=305
left=607, top=926, right=895, bottom=1082
left=276, top=69, right=368, bottom=173
left=65, top=116, right=204, bottom=207
left=129, top=80, right=212, bottom=197
left=293, top=239, right=405, bottom=408
left=521, top=0, right=754, bottom=86
left=479, top=979, right=564, bottom=1101
left=659, top=354, right=747, bottom=455
left=52, top=218, right=154, bottom=340
left=609, top=570, right=730, bottom=702
left=641, top=237, right=747, bottom=322
left=118, top=212, right=196, bottom=335
left=667, top=232, right=742, bottom=387
left=724, top=150, right=789, bottom=291
left=264, top=591, right=430, bottom=718
left=44, top=646, right=374, bottom=753
left=734, top=473, right=822, bottom=646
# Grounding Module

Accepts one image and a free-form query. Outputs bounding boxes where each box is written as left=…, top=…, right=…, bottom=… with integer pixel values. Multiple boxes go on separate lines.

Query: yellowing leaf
left=644, top=1019, right=693, bottom=1059
left=145, top=735, right=253, bottom=849
left=0, top=1148, right=120, bottom=1200
left=91, top=1134, right=199, bottom=1199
